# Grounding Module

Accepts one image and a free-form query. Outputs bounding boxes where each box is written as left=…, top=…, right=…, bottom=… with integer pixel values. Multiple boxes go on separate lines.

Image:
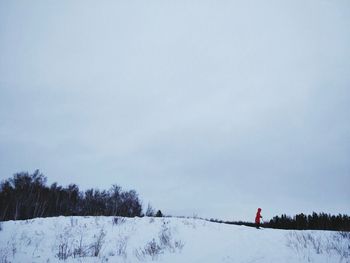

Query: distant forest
left=267, top=213, right=350, bottom=231
left=211, top=213, right=350, bottom=232
left=1, top=171, right=349, bottom=232
left=0, top=170, right=143, bottom=221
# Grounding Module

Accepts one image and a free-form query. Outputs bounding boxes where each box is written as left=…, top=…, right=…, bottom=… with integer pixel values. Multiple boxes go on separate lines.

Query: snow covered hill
left=0, top=216, right=349, bottom=263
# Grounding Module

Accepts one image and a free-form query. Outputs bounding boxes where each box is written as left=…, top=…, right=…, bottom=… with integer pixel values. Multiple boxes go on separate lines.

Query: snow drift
left=0, top=216, right=349, bottom=262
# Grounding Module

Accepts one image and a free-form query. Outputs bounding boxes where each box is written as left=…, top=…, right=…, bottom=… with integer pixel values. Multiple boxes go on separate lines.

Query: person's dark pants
left=256, top=222, right=260, bottom=229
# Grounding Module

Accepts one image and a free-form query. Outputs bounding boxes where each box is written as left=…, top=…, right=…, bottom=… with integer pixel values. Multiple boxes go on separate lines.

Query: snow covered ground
left=0, top=216, right=349, bottom=263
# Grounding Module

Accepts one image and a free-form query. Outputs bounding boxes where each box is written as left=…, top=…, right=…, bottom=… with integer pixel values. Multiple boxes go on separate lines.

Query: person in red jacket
left=255, top=208, right=262, bottom=229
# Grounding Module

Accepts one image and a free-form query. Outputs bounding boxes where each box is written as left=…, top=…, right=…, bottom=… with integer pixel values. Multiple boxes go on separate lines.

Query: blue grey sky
left=0, top=0, right=349, bottom=221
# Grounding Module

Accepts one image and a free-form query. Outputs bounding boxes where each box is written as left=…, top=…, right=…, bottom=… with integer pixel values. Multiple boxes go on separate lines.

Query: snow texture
left=0, top=216, right=349, bottom=262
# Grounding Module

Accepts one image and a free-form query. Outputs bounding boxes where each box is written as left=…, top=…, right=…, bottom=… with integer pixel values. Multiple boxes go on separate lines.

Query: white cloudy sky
left=0, top=0, right=349, bottom=221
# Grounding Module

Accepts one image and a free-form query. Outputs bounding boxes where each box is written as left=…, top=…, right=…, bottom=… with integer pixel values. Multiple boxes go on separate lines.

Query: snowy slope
left=0, top=216, right=348, bottom=263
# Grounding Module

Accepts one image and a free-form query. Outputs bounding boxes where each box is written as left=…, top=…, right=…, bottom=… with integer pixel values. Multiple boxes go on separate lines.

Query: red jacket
left=255, top=208, right=262, bottom=224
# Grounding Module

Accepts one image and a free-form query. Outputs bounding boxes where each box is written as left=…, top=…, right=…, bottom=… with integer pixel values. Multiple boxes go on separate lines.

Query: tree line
left=0, top=170, right=143, bottom=221
left=1, top=170, right=348, bottom=232
left=210, top=212, right=350, bottom=231
left=267, top=212, right=350, bottom=231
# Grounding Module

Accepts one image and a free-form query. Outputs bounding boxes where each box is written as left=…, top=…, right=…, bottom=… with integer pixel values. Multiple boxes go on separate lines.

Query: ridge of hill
left=0, top=216, right=349, bottom=262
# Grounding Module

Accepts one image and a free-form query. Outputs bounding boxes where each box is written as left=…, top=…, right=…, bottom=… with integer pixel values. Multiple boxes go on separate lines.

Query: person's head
left=258, top=208, right=262, bottom=212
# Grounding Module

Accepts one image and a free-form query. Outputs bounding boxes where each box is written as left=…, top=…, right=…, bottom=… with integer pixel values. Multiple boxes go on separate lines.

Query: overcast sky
left=0, top=0, right=349, bottom=221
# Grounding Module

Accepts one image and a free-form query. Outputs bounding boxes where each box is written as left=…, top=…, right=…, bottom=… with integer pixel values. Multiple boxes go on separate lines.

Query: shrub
left=73, top=237, right=88, bottom=258
left=113, top=217, right=126, bottom=226
left=0, top=247, right=10, bottom=263
left=58, top=243, right=69, bottom=260
left=116, top=236, right=128, bottom=258
left=174, top=240, right=185, bottom=251
left=145, top=203, right=155, bottom=217
left=145, top=239, right=162, bottom=259
left=330, top=232, right=350, bottom=260
left=70, top=217, right=78, bottom=227
left=159, top=223, right=172, bottom=249
left=57, top=230, right=73, bottom=260
left=90, top=229, right=106, bottom=257
left=286, top=231, right=350, bottom=260
left=134, top=239, right=163, bottom=261
left=155, top=210, right=163, bottom=217
left=74, top=226, right=88, bottom=258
